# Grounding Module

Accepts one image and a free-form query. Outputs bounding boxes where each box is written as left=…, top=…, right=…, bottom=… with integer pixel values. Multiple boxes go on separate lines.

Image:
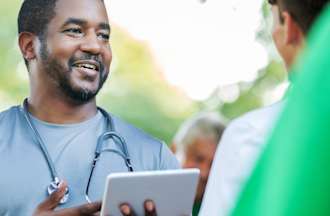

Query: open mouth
left=72, top=60, right=100, bottom=72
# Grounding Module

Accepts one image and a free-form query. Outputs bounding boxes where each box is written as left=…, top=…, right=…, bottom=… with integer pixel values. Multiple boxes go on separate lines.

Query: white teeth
left=76, top=63, right=97, bottom=70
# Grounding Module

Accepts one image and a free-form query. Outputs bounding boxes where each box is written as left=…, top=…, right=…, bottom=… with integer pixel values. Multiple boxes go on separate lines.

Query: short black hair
left=268, top=0, right=277, bottom=5
left=268, top=0, right=330, bottom=34
left=18, top=0, right=105, bottom=36
left=18, top=0, right=57, bottom=38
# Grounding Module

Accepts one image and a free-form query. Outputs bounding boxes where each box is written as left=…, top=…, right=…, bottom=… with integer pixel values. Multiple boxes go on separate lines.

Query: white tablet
left=100, top=169, right=200, bottom=216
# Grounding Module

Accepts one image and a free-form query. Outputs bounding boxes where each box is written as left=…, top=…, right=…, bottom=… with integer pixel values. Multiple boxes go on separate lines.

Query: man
left=0, top=0, right=179, bottom=215
left=171, top=112, right=225, bottom=216
left=199, top=0, right=330, bottom=215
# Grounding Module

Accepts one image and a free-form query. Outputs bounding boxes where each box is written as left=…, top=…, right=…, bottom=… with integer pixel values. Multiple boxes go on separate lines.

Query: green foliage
left=0, top=0, right=28, bottom=108
left=220, top=61, right=286, bottom=119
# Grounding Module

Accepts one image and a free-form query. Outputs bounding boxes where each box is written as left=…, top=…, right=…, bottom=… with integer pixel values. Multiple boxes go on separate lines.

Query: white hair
left=173, top=112, right=225, bottom=162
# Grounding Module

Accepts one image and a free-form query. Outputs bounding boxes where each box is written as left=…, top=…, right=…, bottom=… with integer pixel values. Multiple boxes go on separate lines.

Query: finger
left=119, top=203, right=137, bottom=216
left=144, top=200, right=157, bottom=216
left=55, top=201, right=102, bottom=216
left=35, top=181, right=68, bottom=212
left=77, top=201, right=102, bottom=215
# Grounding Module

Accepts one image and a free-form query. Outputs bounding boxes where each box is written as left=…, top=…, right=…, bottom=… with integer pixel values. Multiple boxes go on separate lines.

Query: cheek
left=272, top=26, right=280, bottom=43
left=103, top=46, right=112, bottom=67
left=182, top=159, right=196, bottom=168
left=272, top=27, right=285, bottom=53
left=47, top=36, right=74, bottom=56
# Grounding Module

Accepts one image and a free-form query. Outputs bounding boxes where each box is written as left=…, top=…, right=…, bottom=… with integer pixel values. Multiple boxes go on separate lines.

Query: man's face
left=183, top=138, right=217, bottom=202
left=37, top=0, right=112, bottom=103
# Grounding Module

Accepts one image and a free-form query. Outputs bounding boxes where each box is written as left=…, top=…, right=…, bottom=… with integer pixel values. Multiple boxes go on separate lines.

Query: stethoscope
left=22, top=98, right=134, bottom=204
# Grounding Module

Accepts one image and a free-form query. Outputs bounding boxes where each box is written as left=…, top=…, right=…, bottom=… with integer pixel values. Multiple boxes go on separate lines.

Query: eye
left=98, top=33, right=110, bottom=41
left=63, top=28, right=83, bottom=35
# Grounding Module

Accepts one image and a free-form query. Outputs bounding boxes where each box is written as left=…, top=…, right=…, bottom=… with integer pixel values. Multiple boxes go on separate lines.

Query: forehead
left=188, top=138, right=217, bottom=152
left=52, top=0, right=109, bottom=25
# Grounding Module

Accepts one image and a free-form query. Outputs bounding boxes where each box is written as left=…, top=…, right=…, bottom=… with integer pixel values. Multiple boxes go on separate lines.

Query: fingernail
left=58, top=181, right=68, bottom=194
left=145, top=201, right=154, bottom=211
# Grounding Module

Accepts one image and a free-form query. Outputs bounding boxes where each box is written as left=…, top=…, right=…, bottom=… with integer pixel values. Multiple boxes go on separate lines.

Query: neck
left=26, top=95, right=98, bottom=124
left=286, top=41, right=305, bottom=70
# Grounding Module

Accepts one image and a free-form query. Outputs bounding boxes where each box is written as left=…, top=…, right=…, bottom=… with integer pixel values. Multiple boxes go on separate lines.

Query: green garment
left=192, top=201, right=201, bottom=216
left=231, top=5, right=330, bottom=216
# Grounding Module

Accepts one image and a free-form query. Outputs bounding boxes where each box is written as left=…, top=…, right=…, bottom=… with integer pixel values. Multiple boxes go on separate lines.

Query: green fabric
left=231, top=5, right=330, bottom=216
left=192, top=201, right=201, bottom=216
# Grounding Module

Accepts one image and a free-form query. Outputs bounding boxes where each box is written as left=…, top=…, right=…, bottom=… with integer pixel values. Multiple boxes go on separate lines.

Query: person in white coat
left=199, top=0, right=330, bottom=215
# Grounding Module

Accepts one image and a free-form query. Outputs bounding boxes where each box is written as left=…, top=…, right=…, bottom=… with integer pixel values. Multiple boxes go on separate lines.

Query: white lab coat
left=199, top=101, right=284, bottom=216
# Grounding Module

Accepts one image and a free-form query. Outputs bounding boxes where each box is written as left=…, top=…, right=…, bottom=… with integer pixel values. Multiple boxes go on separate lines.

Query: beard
left=39, top=40, right=108, bottom=104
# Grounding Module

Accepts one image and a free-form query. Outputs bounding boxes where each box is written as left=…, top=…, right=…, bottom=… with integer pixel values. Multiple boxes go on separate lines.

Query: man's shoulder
left=219, top=101, right=285, bottom=149
left=229, top=101, right=285, bottom=133
left=200, top=102, right=285, bottom=216
left=0, top=106, right=20, bottom=124
left=108, top=113, right=180, bottom=169
left=110, top=114, right=163, bottom=147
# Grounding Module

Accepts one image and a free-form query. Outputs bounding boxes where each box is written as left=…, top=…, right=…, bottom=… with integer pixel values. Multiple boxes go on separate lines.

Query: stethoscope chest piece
left=47, top=178, right=70, bottom=204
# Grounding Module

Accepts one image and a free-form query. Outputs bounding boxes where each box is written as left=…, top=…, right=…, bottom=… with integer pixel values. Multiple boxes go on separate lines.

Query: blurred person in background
left=199, top=0, right=330, bottom=215
left=171, top=112, right=225, bottom=216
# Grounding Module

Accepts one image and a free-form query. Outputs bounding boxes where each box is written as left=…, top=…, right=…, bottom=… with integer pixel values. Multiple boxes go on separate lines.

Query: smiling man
left=0, top=0, right=179, bottom=215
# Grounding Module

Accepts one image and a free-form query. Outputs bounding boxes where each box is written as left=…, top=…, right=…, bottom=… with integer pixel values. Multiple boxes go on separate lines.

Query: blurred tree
left=99, top=27, right=199, bottom=143
left=202, top=0, right=288, bottom=120
left=221, top=61, right=286, bottom=119
left=0, top=0, right=28, bottom=109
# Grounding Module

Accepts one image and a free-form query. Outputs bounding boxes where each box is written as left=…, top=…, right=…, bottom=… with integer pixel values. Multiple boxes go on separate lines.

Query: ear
left=282, top=11, right=304, bottom=45
left=18, top=32, right=37, bottom=61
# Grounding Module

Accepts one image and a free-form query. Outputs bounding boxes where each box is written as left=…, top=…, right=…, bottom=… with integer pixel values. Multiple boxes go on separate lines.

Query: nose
left=80, top=31, right=102, bottom=55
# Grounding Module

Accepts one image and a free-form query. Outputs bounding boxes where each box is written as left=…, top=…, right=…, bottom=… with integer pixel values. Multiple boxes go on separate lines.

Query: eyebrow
left=62, top=18, right=87, bottom=28
left=61, top=18, right=111, bottom=32
left=99, top=23, right=111, bottom=32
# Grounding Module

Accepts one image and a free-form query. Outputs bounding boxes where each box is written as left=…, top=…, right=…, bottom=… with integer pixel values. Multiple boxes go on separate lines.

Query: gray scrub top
left=0, top=105, right=180, bottom=215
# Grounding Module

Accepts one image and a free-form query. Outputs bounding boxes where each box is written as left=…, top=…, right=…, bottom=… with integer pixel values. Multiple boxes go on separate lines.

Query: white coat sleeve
left=199, top=118, right=266, bottom=216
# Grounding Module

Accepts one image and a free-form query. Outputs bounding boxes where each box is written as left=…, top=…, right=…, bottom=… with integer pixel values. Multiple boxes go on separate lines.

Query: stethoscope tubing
left=23, top=99, right=59, bottom=181
left=22, top=99, right=133, bottom=204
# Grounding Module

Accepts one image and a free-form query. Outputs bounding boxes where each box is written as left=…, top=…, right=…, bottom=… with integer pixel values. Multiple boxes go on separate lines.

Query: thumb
left=35, top=181, right=68, bottom=213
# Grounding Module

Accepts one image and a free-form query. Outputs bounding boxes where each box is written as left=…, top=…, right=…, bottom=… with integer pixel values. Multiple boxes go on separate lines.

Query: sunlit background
left=108, top=0, right=270, bottom=100
left=0, top=0, right=287, bottom=143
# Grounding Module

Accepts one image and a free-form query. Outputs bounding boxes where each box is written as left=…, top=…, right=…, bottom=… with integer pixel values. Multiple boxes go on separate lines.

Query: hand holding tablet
left=101, top=169, right=200, bottom=216
left=119, top=200, right=157, bottom=216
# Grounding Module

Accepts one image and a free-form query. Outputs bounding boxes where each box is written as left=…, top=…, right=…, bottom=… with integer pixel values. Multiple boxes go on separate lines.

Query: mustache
left=68, top=53, right=105, bottom=72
